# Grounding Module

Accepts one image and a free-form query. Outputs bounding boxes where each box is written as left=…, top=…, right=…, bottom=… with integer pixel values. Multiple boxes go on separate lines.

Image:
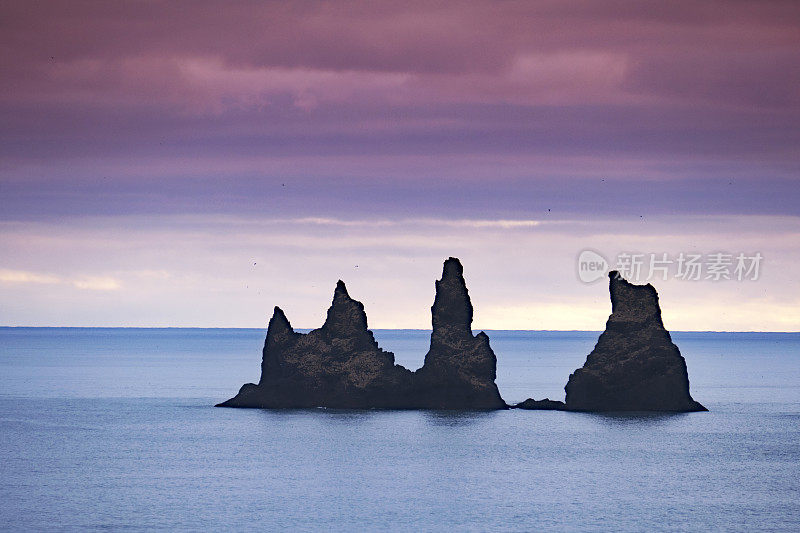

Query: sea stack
left=217, top=280, right=413, bottom=408
left=413, top=258, right=507, bottom=409
left=563, top=271, right=706, bottom=412
left=217, top=258, right=507, bottom=410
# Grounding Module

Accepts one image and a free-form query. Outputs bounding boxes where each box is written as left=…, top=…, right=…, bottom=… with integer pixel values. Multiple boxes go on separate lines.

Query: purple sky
left=1, top=1, right=799, bottom=329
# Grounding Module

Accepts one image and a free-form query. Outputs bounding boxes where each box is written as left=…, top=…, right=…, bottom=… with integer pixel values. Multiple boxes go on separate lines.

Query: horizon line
left=1, top=326, right=798, bottom=334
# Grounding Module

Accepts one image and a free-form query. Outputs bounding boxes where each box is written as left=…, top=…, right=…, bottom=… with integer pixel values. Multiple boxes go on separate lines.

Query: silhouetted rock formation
left=562, top=271, right=706, bottom=412
left=217, top=258, right=507, bottom=410
left=217, top=281, right=413, bottom=408
left=412, top=258, right=507, bottom=409
left=514, top=398, right=566, bottom=410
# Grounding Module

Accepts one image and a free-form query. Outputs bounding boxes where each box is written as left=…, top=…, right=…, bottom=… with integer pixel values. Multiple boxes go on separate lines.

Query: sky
left=1, top=0, right=799, bottom=330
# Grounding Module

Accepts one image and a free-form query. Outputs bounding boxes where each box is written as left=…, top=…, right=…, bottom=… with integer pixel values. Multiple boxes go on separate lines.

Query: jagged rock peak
left=563, top=270, right=706, bottom=412
left=268, top=306, right=292, bottom=334
left=260, top=306, right=299, bottom=384
left=432, top=256, right=473, bottom=333
left=322, top=279, right=374, bottom=344
left=414, top=257, right=507, bottom=409
left=218, top=258, right=507, bottom=410
left=264, top=306, right=298, bottom=353
left=608, top=271, right=662, bottom=324
left=442, top=256, right=464, bottom=279
left=221, top=279, right=410, bottom=409
left=334, top=279, right=349, bottom=297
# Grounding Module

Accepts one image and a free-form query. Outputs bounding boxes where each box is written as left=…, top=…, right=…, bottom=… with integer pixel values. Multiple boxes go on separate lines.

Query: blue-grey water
left=1, top=328, right=798, bottom=532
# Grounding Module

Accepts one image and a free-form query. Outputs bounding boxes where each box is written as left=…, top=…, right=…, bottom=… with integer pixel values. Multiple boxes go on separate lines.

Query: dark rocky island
left=517, top=271, right=706, bottom=412
left=515, top=398, right=567, bottom=410
left=217, top=280, right=413, bottom=408
left=412, top=258, right=506, bottom=409
left=217, top=257, right=506, bottom=409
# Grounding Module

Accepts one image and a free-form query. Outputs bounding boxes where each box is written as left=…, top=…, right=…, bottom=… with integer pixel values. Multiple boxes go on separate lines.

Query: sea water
left=0, top=328, right=798, bottom=531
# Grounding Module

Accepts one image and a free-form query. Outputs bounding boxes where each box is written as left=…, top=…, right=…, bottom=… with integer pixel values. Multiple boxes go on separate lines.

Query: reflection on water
left=255, top=407, right=381, bottom=427
left=250, top=404, right=687, bottom=429
left=580, top=410, right=693, bottom=427
left=252, top=406, right=501, bottom=428
left=421, top=409, right=500, bottom=427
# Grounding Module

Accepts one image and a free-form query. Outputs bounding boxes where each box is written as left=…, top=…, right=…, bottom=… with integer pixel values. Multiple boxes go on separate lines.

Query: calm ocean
left=1, top=328, right=798, bottom=531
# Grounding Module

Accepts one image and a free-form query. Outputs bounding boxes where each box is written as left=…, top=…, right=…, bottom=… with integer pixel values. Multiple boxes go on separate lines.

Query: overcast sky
left=1, top=1, right=798, bottom=330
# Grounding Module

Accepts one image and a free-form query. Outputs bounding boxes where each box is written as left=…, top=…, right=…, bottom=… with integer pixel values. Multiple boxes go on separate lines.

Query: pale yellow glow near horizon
left=0, top=214, right=798, bottom=331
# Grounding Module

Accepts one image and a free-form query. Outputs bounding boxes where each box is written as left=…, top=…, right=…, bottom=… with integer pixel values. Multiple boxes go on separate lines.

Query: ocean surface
left=1, top=328, right=798, bottom=532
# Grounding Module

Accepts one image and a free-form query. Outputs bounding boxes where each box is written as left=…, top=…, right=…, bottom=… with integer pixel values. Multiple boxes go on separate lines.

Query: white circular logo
left=577, top=250, right=609, bottom=283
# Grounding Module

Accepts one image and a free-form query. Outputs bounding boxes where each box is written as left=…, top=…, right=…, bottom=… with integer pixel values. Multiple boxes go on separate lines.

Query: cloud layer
left=1, top=2, right=799, bottom=328
left=2, top=1, right=799, bottom=222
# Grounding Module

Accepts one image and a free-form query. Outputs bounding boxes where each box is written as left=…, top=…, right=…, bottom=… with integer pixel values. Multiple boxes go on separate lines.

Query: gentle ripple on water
left=0, top=328, right=798, bottom=531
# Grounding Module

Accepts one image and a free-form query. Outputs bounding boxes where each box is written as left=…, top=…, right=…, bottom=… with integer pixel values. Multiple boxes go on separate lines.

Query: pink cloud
left=1, top=0, right=798, bottom=218
left=2, top=1, right=798, bottom=112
